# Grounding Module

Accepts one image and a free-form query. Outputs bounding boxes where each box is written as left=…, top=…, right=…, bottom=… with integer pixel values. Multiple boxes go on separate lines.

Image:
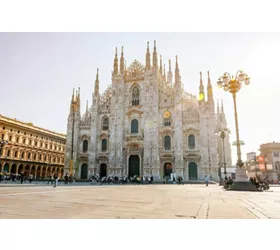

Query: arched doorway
left=3, top=163, right=9, bottom=173
left=188, top=162, right=198, bottom=180
left=46, top=167, right=51, bottom=177
left=129, top=155, right=140, bottom=177
left=42, top=167, right=46, bottom=178
left=11, top=164, right=17, bottom=174
left=36, top=166, right=41, bottom=178
left=81, top=164, right=88, bottom=179
left=25, top=165, right=30, bottom=177
left=18, top=164, right=24, bottom=175
left=164, top=163, right=172, bottom=178
left=100, top=164, right=107, bottom=178
left=31, top=165, right=36, bottom=176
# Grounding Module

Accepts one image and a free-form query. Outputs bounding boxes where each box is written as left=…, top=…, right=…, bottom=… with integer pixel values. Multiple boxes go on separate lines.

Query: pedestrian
left=151, top=175, right=153, bottom=184
left=53, top=173, right=58, bottom=188
left=205, top=175, right=209, bottom=187
left=65, top=174, right=69, bottom=184
left=29, top=174, right=33, bottom=183
left=20, top=173, right=24, bottom=184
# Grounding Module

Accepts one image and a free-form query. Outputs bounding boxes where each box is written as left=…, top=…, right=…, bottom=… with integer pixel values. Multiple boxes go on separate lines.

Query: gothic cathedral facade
left=64, top=41, right=232, bottom=181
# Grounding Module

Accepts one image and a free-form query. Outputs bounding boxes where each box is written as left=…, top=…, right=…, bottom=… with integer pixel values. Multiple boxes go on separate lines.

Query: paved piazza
left=0, top=184, right=279, bottom=219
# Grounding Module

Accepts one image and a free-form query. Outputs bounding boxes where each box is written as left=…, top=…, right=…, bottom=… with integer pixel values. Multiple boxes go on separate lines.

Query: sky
left=1, top=32, right=279, bottom=165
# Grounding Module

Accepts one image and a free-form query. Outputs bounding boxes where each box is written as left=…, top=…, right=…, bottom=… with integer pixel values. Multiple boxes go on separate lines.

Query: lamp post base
left=227, top=168, right=262, bottom=192
left=227, top=181, right=262, bottom=191
left=235, top=167, right=248, bottom=182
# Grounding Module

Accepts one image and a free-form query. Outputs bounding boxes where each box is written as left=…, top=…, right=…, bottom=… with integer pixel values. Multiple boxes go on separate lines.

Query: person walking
left=53, top=173, right=58, bottom=188
left=205, top=175, right=209, bottom=187
left=65, top=174, right=69, bottom=184
left=20, top=173, right=24, bottom=184
left=29, top=174, right=33, bottom=183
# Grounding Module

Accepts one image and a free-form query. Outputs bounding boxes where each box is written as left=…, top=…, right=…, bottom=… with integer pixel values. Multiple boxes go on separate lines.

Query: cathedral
left=64, top=41, right=232, bottom=181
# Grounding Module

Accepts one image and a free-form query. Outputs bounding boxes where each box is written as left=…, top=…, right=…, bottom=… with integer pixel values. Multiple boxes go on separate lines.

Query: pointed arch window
left=103, top=117, right=109, bottom=131
left=131, top=119, right=139, bottom=133
left=132, top=87, right=140, bottom=106
left=102, top=139, right=107, bottom=152
left=83, top=140, right=88, bottom=152
left=164, top=135, right=171, bottom=150
left=188, top=134, right=195, bottom=149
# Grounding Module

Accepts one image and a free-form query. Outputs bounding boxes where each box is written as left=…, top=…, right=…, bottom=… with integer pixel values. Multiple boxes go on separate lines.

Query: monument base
left=226, top=167, right=263, bottom=191
left=227, top=181, right=263, bottom=192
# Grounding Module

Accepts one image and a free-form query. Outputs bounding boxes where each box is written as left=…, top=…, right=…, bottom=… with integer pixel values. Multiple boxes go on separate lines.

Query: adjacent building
left=245, top=142, right=280, bottom=180
left=246, top=152, right=256, bottom=162
left=64, top=42, right=232, bottom=181
left=0, top=114, right=66, bottom=178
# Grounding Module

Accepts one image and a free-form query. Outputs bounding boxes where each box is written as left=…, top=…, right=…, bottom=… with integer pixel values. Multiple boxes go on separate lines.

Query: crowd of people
left=0, top=172, right=33, bottom=184
left=0, top=172, right=62, bottom=187
left=88, top=174, right=154, bottom=185
left=249, top=174, right=270, bottom=190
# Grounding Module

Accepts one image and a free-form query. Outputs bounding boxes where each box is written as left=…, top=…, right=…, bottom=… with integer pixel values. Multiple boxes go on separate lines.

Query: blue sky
left=1, top=32, right=279, bottom=164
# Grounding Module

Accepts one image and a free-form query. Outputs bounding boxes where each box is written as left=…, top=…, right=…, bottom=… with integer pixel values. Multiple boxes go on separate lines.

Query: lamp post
left=217, top=71, right=257, bottom=191
left=215, top=129, right=230, bottom=176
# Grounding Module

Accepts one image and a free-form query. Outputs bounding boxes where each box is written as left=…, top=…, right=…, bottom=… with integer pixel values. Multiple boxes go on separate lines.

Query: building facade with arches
left=64, top=42, right=231, bottom=181
left=0, top=115, right=66, bottom=178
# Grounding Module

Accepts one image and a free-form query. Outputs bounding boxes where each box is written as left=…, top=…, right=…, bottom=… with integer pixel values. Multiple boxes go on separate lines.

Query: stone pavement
left=0, top=184, right=279, bottom=219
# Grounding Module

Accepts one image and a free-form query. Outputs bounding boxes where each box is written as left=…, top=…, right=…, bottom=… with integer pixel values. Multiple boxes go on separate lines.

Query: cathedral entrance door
left=129, top=155, right=140, bottom=177
left=81, top=164, right=88, bottom=179
left=164, top=163, right=172, bottom=178
left=100, top=164, right=107, bottom=178
left=188, top=162, right=198, bottom=180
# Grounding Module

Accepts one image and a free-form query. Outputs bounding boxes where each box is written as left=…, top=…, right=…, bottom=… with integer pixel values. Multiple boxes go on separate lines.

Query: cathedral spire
left=207, top=70, right=213, bottom=103
left=94, top=68, right=99, bottom=96
left=75, top=87, right=80, bottom=103
left=152, top=40, right=158, bottom=70
left=221, top=99, right=224, bottom=114
left=167, top=59, right=173, bottom=84
left=120, top=46, right=124, bottom=74
left=174, top=55, right=181, bottom=87
left=86, top=100, right=88, bottom=114
left=75, top=87, right=80, bottom=111
left=217, top=99, right=220, bottom=114
left=169, top=59, right=171, bottom=72
left=70, top=88, right=76, bottom=112
left=163, top=64, right=166, bottom=82
left=71, top=88, right=75, bottom=103
left=159, top=55, right=163, bottom=75
left=145, top=41, right=151, bottom=70
left=199, top=72, right=205, bottom=102
left=113, top=47, right=118, bottom=75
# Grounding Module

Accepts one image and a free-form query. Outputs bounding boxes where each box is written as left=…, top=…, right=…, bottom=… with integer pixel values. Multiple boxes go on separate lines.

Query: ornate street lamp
left=217, top=71, right=257, bottom=191
left=215, top=129, right=230, bottom=176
